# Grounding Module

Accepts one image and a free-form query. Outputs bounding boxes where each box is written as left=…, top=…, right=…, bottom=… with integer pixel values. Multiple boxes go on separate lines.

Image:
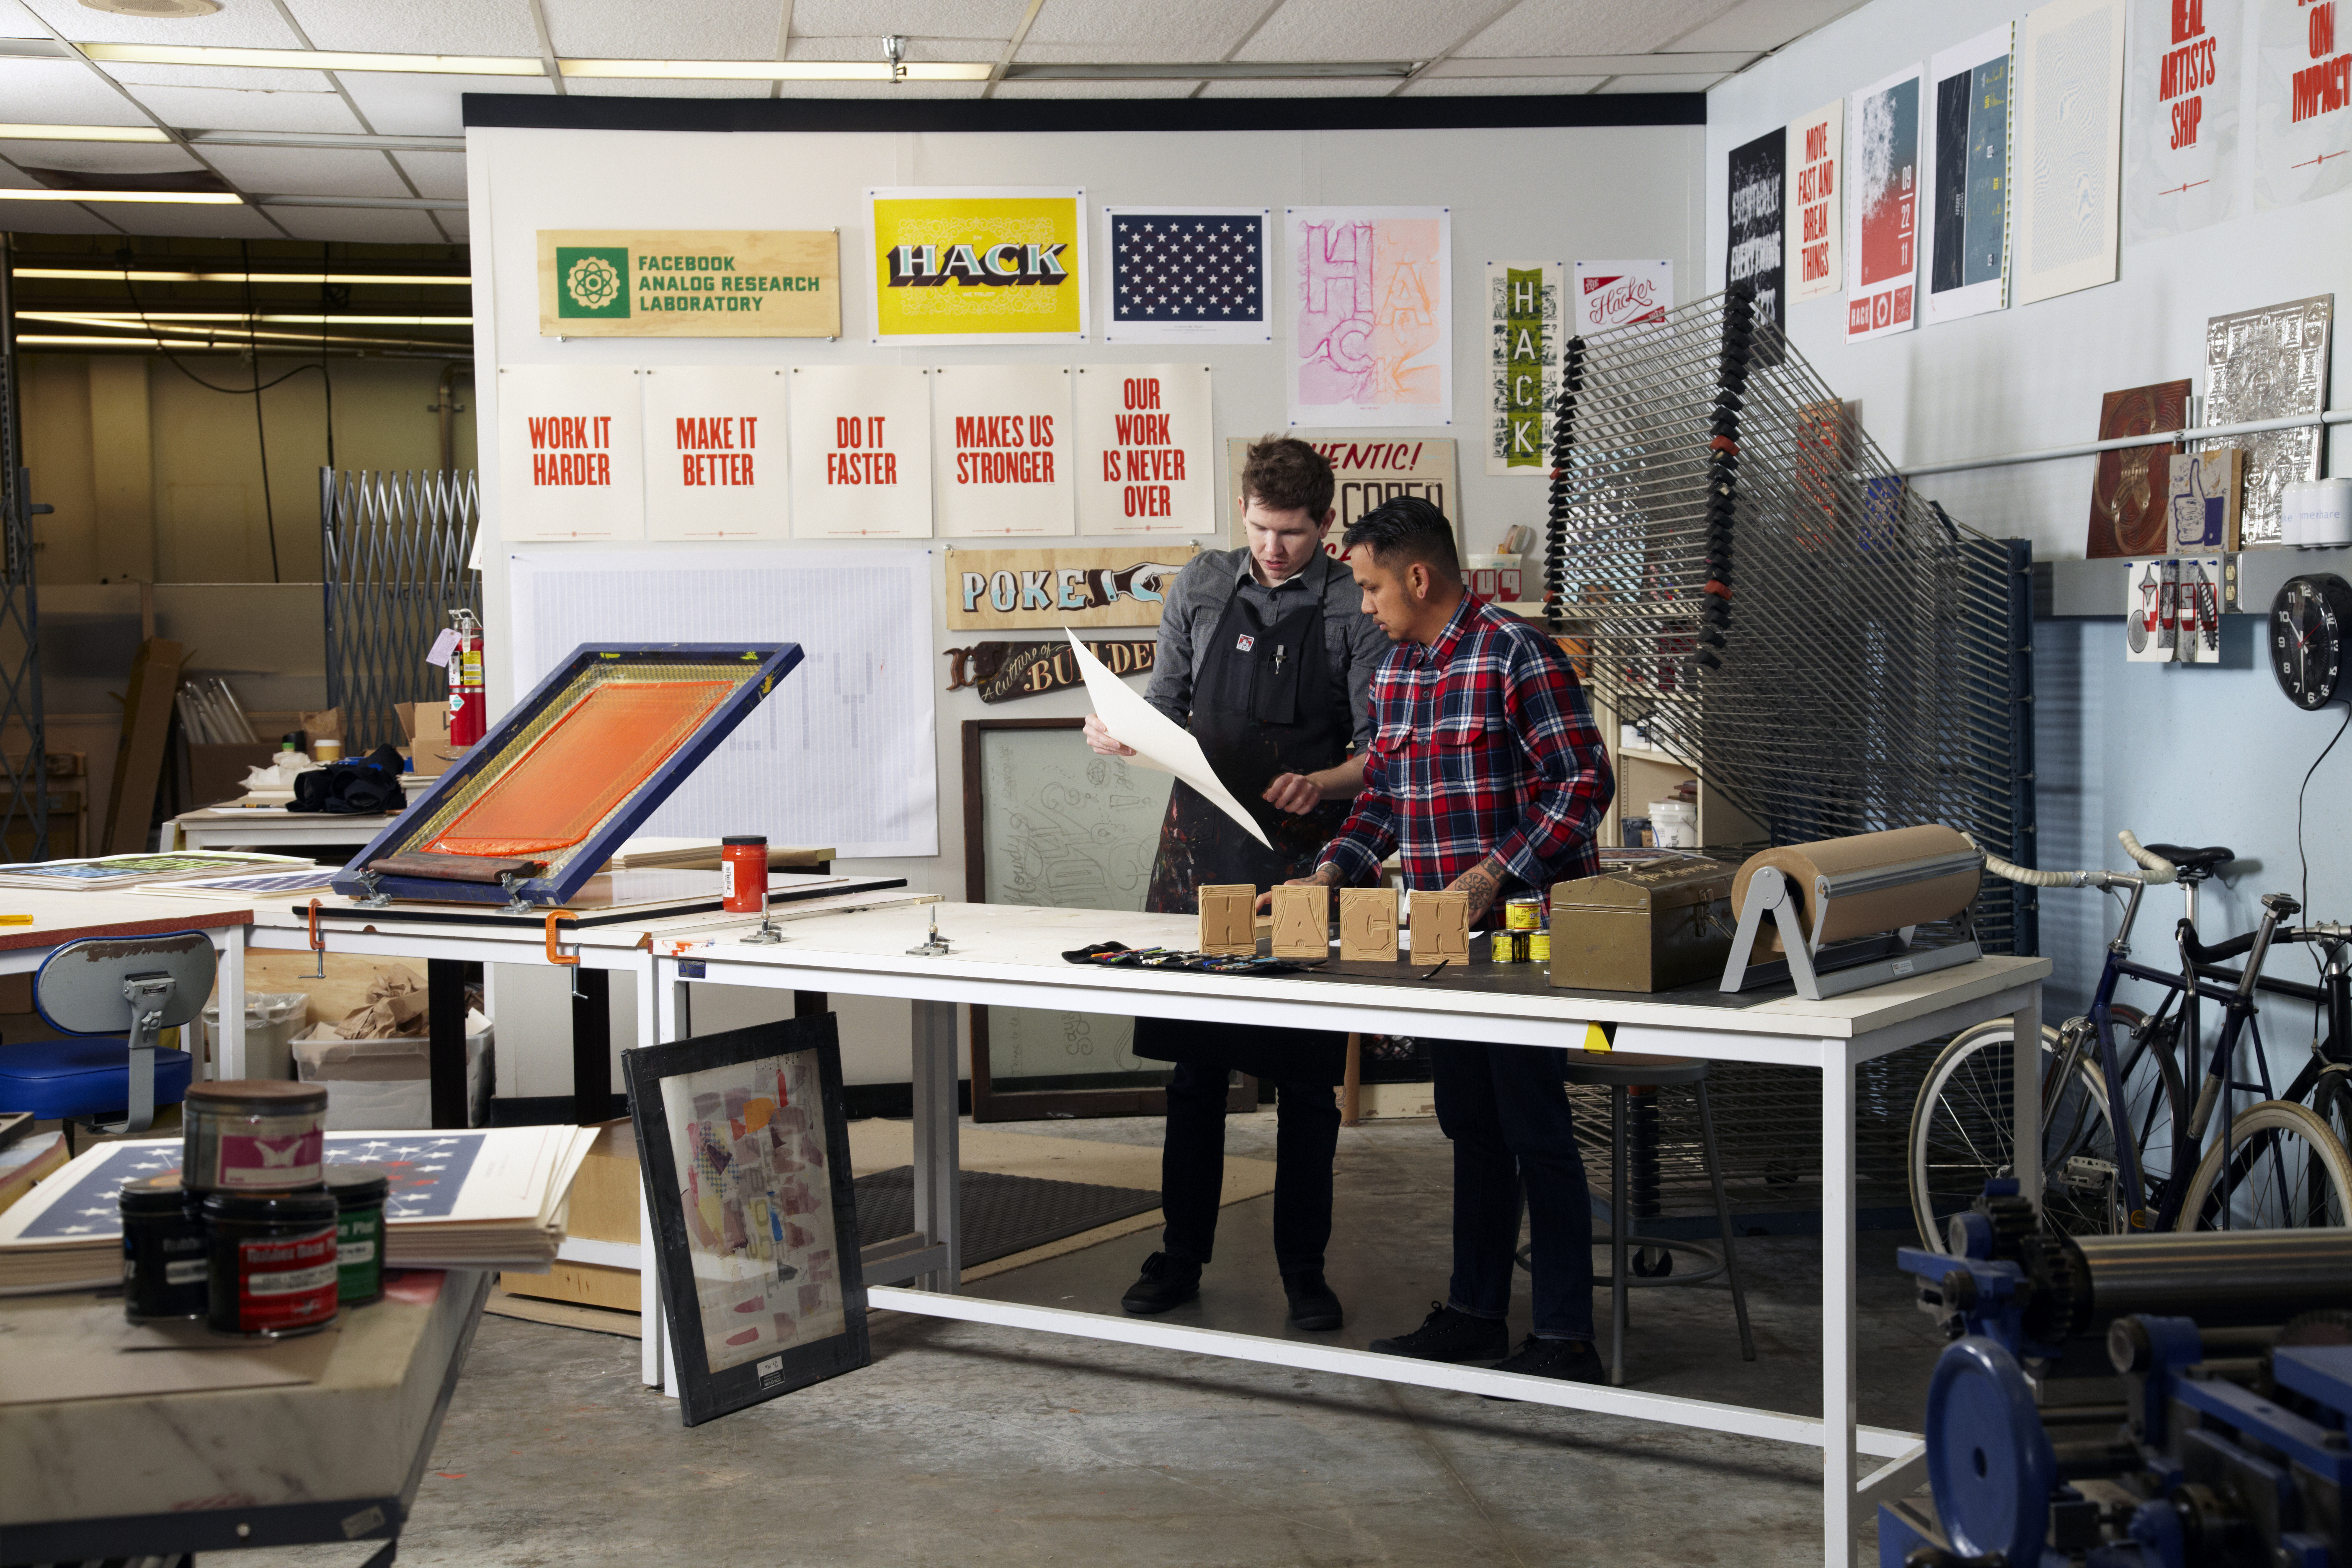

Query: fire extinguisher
left=447, top=608, right=485, bottom=748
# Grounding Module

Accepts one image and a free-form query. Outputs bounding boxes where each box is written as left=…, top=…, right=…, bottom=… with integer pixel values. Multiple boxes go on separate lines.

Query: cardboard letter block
left=1338, top=887, right=1399, bottom=962
left=1414, top=890, right=1470, bottom=962
left=1197, top=884, right=1258, bottom=955
left=1269, top=884, right=1330, bottom=959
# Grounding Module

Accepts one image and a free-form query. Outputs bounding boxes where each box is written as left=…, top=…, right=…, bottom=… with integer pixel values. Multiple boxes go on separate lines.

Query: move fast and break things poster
left=1787, top=100, right=1844, bottom=304
left=1846, top=64, right=1923, bottom=343
left=1287, top=206, right=1452, bottom=429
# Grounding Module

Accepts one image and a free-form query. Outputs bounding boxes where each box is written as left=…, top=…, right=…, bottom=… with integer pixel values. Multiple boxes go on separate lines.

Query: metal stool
left=1532, top=1051, right=1755, bottom=1386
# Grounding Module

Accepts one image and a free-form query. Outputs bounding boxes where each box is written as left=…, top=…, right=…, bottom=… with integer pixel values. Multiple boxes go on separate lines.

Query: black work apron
left=1135, top=583, right=1349, bottom=1082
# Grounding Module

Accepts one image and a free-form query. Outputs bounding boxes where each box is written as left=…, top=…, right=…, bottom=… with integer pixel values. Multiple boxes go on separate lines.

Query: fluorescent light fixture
left=559, top=58, right=991, bottom=80
left=77, top=42, right=544, bottom=75
left=1001, top=60, right=1417, bottom=80
left=183, top=130, right=465, bottom=152
left=0, top=123, right=171, bottom=142
left=23, top=310, right=472, bottom=325
left=15, top=267, right=471, bottom=285
left=1422, top=52, right=1759, bottom=77
left=23, top=315, right=467, bottom=350
left=0, top=188, right=242, bottom=204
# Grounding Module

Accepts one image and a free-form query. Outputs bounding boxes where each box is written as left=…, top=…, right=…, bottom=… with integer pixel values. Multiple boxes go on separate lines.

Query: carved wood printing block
left=1415, top=890, right=1470, bottom=962
left=1268, top=884, right=1330, bottom=959
left=1338, top=887, right=1399, bottom=962
left=1197, top=884, right=1258, bottom=955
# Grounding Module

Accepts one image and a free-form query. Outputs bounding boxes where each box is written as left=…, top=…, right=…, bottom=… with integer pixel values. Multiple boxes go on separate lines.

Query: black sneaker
left=1120, top=1251, right=1201, bottom=1315
left=1282, top=1270, right=1344, bottom=1331
left=1367, top=1301, right=1509, bottom=1362
left=1487, top=1335, right=1605, bottom=1388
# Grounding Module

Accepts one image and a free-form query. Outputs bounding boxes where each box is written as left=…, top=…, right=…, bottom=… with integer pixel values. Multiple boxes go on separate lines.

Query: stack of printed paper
left=0, top=1125, right=601, bottom=1294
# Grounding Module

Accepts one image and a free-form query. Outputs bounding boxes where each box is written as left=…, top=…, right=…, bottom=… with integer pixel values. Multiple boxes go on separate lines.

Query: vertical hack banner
left=1285, top=206, right=1453, bottom=429
left=641, top=366, right=789, bottom=542
left=931, top=365, right=1075, bottom=539
left=2255, top=0, right=2352, bottom=209
left=1074, top=364, right=1214, bottom=536
left=2126, top=0, right=2239, bottom=240
left=1925, top=26, right=2013, bottom=325
left=1787, top=100, right=1845, bottom=304
left=2014, top=0, right=2126, bottom=307
left=1485, top=262, right=1563, bottom=475
left=1845, top=64, right=1924, bottom=343
left=498, top=364, right=643, bottom=542
left=788, top=365, right=932, bottom=539
left=868, top=188, right=1087, bottom=346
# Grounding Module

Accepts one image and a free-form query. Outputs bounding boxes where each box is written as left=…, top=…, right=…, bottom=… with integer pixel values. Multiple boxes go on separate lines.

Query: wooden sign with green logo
left=536, top=230, right=841, bottom=338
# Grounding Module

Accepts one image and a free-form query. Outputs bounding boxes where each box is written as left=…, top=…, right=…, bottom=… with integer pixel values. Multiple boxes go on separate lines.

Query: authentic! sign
left=946, top=639, right=1156, bottom=703
left=537, top=230, right=841, bottom=338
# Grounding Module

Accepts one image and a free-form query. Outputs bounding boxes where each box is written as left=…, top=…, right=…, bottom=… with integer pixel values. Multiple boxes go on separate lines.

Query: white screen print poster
left=1286, top=206, right=1452, bottom=429
left=508, top=547, right=939, bottom=858
left=1571, top=260, right=1673, bottom=336
left=2014, top=0, right=2126, bottom=306
left=1786, top=99, right=1844, bottom=304
left=1073, top=363, right=1214, bottom=535
left=788, top=364, right=932, bottom=539
left=641, top=365, right=788, bottom=542
left=1845, top=64, right=1924, bottom=342
left=2255, top=0, right=2352, bottom=209
left=931, top=364, right=1074, bottom=538
left=496, top=364, right=643, bottom=541
left=2126, top=0, right=2241, bottom=239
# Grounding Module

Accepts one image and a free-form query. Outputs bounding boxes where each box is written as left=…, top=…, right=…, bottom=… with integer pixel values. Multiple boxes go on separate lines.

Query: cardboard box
left=1549, top=859, right=1736, bottom=993
left=500, top=1119, right=641, bottom=1313
left=394, top=701, right=463, bottom=776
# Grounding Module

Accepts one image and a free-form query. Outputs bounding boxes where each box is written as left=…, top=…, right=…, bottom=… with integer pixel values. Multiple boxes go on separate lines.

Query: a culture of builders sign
left=538, top=230, right=841, bottom=338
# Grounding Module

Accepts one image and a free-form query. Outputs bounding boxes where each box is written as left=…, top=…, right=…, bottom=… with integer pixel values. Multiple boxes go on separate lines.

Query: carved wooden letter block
left=1197, top=884, right=1258, bottom=955
left=1337, top=887, right=1400, bottom=962
left=1414, top=890, right=1470, bottom=962
left=1268, top=884, right=1330, bottom=959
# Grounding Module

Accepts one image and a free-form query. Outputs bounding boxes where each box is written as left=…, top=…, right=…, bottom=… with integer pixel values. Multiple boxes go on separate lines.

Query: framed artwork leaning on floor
left=624, top=1013, right=869, bottom=1426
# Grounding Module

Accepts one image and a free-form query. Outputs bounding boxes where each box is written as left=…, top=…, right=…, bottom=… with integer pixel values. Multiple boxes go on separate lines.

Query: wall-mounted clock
left=2271, top=573, right=2352, bottom=710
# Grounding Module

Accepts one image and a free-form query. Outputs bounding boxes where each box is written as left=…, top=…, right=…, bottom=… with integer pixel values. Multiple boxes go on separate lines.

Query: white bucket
left=1648, top=800, right=1697, bottom=848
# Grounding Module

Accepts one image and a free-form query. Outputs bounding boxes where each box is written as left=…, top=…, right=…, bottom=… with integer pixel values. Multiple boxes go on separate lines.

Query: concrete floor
left=208, top=1113, right=1944, bottom=1568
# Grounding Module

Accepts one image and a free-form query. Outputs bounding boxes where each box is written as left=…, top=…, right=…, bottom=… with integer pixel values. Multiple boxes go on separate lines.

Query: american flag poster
left=1101, top=206, right=1272, bottom=344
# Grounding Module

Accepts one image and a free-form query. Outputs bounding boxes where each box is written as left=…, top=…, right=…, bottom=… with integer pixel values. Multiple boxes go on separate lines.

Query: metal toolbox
left=1547, top=858, right=1735, bottom=993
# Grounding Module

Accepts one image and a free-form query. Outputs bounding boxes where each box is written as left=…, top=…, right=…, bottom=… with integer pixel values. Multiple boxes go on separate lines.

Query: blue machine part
left=1925, top=1336, right=2057, bottom=1566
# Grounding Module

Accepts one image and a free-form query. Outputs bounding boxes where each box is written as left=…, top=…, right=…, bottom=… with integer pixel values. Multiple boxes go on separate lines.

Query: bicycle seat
left=2143, top=843, right=2235, bottom=876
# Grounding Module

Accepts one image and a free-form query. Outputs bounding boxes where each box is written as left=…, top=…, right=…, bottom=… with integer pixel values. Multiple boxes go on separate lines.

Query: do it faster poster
left=868, top=187, right=1088, bottom=346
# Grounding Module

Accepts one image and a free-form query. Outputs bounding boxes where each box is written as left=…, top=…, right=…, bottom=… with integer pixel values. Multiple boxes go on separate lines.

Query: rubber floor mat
left=853, top=1167, right=1160, bottom=1267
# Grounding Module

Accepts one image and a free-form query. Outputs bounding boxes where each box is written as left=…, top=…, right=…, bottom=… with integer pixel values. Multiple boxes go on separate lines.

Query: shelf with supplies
left=2036, top=544, right=2350, bottom=619
left=1586, top=694, right=1765, bottom=856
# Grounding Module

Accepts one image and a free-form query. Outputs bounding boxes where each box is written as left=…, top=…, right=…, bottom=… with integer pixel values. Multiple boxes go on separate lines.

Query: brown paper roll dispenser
left=1718, top=825, right=1984, bottom=999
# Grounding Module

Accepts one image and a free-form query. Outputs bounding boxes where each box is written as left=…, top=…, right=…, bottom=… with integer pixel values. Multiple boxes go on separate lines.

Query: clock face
left=2271, top=574, right=2352, bottom=710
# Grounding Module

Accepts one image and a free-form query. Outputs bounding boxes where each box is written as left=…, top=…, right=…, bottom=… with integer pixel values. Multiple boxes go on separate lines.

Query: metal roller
left=2077, top=1229, right=2352, bottom=1329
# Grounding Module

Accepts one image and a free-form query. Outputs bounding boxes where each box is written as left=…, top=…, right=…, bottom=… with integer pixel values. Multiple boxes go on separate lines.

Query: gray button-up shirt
left=1143, top=546, right=1390, bottom=749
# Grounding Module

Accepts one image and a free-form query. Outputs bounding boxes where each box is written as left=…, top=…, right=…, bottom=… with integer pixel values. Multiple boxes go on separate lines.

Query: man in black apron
left=1083, top=437, right=1387, bottom=1331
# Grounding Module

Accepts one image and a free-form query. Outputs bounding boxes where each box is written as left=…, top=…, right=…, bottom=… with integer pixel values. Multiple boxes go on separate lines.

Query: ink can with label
left=183, top=1080, right=328, bottom=1194
left=202, top=1189, right=340, bottom=1338
left=326, top=1164, right=389, bottom=1306
left=121, top=1173, right=209, bottom=1321
left=1527, top=929, right=1551, bottom=964
left=1489, top=932, right=1524, bottom=964
left=721, top=835, right=768, bottom=916
left=1504, top=896, right=1544, bottom=932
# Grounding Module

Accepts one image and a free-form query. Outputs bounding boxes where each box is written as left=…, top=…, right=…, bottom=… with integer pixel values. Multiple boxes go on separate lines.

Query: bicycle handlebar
left=2180, top=924, right=2258, bottom=965
left=1963, top=829, right=2174, bottom=892
left=2116, top=830, right=2179, bottom=884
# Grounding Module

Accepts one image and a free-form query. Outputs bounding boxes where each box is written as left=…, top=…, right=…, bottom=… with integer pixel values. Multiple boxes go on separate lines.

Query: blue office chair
left=0, top=931, right=215, bottom=1138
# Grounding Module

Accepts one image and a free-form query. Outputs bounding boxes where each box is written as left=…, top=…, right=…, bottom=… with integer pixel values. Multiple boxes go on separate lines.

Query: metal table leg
left=570, top=967, right=611, bottom=1126
left=910, top=998, right=960, bottom=1294
left=1821, top=1041, right=1857, bottom=1567
left=428, top=959, right=467, bottom=1129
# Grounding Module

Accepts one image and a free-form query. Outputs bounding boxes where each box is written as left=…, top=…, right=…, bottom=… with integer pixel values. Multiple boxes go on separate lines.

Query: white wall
left=1705, top=2, right=2352, bottom=1033
left=466, top=118, right=1705, bottom=1091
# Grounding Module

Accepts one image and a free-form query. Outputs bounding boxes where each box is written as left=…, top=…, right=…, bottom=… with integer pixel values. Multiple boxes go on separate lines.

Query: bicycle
left=1908, top=830, right=2196, bottom=1247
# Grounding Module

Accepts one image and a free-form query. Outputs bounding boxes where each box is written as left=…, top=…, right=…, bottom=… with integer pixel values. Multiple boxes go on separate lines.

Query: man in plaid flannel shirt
left=1290, top=495, right=1616, bottom=1385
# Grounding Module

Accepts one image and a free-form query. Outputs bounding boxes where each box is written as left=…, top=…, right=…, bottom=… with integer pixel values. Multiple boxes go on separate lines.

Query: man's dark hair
left=1238, top=436, right=1334, bottom=519
left=1341, top=495, right=1460, bottom=578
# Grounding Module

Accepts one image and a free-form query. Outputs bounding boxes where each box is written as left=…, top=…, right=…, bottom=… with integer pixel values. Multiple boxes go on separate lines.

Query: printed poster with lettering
left=1724, top=132, right=1785, bottom=365
left=1571, top=260, right=1673, bottom=337
left=1229, top=436, right=1459, bottom=550
left=497, top=364, right=643, bottom=542
left=945, top=544, right=1198, bottom=631
left=2126, top=0, right=2239, bottom=239
left=1787, top=100, right=1844, bottom=303
left=1845, top=64, right=1924, bottom=343
left=787, top=365, right=932, bottom=539
left=1484, top=261, right=1563, bottom=475
left=932, top=365, right=1074, bottom=538
left=1102, top=206, right=1272, bottom=344
left=1286, top=206, right=1452, bottom=429
left=2014, top=0, right=2126, bottom=306
left=1926, top=26, right=2012, bottom=324
left=868, top=187, right=1087, bottom=346
left=1074, top=364, right=1213, bottom=536
left=535, top=230, right=840, bottom=338
left=641, top=366, right=788, bottom=542
left=2254, top=0, right=2352, bottom=209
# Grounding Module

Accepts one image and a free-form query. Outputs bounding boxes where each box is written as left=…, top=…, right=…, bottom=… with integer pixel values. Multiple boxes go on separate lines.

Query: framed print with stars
left=1101, top=206, right=1273, bottom=345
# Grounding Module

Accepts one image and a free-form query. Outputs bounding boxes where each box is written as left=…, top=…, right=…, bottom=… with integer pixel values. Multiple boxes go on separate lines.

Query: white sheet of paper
left=1065, top=629, right=1271, bottom=850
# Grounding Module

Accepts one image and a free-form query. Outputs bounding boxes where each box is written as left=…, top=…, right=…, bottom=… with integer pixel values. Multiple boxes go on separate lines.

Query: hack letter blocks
left=1338, top=887, right=1399, bottom=962
left=1269, top=884, right=1330, bottom=959
left=1197, top=884, right=1257, bottom=955
left=1413, top=890, right=1471, bottom=962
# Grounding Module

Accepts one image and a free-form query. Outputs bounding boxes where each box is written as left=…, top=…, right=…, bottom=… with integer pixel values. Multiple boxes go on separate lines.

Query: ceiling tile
left=338, top=71, right=552, bottom=136
left=23, top=0, right=303, bottom=47
left=1674, top=0, right=1869, bottom=52
left=87, top=201, right=286, bottom=239
left=790, top=0, right=1029, bottom=44
left=1236, top=0, right=1518, bottom=62
left=0, top=0, right=44, bottom=38
left=0, top=58, right=154, bottom=124
left=125, top=83, right=367, bottom=134
left=1459, top=0, right=1744, bottom=57
left=265, top=205, right=446, bottom=243
left=1401, top=74, right=1606, bottom=95
left=0, top=209, right=125, bottom=238
left=563, top=77, right=779, bottom=97
left=544, top=0, right=783, bottom=60
left=784, top=35, right=997, bottom=62
left=990, top=79, right=1203, bottom=98
left=1197, top=76, right=1396, bottom=96
left=199, top=144, right=413, bottom=197
left=394, top=149, right=467, bottom=199
left=0, top=163, right=38, bottom=188
left=0, top=138, right=200, bottom=172
left=99, top=62, right=339, bottom=91
left=438, top=207, right=468, bottom=239
left=284, top=0, right=540, bottom=56
left=1596, top=71, right=1726, bottom=91
left=1014, top=0, right=1262, bottom=63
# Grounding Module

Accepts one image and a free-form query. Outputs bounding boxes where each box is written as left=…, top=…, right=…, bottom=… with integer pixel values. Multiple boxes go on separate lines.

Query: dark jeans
left=1433, top=1041, right=1595, bottom=1341
left=1161, top=1060, right=1340, bottom=1277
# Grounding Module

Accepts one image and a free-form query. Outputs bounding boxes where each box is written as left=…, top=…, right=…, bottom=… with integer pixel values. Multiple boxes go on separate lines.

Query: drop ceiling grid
left=539, top=0, right=785, bottom=61
left=338, top=71, right=552, bottom=137
left=1403, top=74, right=1611, bottom=95
left=393, top=148, right=468, bottom=198
left=1011, top=0, right=1269, bottom=62
left=0, top=57, right=158, bottom=124
left=281, top=0, right=543, bottom=57
left=265, top=204, right=447, bottom=242
left=1235, top=0, right=1516, bottom=62
left=0, top=137, right=200, bottom=172
left=1459, top=0, right=1747, bottom=58
left=0, top=0, right=45, bottom=37
left=788, top=0, right=1034, bottom=43
left=20, top=0, right=304, bottom=47
left=197, top=142, right=415, bottom=197
left=120, top=82, right=368, bottom=134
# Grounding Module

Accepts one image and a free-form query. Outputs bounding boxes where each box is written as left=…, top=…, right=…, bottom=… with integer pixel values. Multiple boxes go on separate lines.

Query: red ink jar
left=722, top=835, right=768, bottom=916
left=202, top=1188, right=340, bottom=1338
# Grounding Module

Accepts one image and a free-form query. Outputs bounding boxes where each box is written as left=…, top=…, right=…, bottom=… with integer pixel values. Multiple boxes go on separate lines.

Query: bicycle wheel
left=1908, top=1021, right=2124, bottom=1249
left=2179, top=1100, right=2352, bottom=1229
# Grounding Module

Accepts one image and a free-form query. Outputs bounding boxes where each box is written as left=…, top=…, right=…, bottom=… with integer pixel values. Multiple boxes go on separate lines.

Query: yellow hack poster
left=867, top=186, right=1088, bottom=346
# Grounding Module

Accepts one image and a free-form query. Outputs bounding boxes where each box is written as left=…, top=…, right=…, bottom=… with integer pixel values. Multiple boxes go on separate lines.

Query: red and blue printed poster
left=1845, top=63, right=1924, bottom=343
